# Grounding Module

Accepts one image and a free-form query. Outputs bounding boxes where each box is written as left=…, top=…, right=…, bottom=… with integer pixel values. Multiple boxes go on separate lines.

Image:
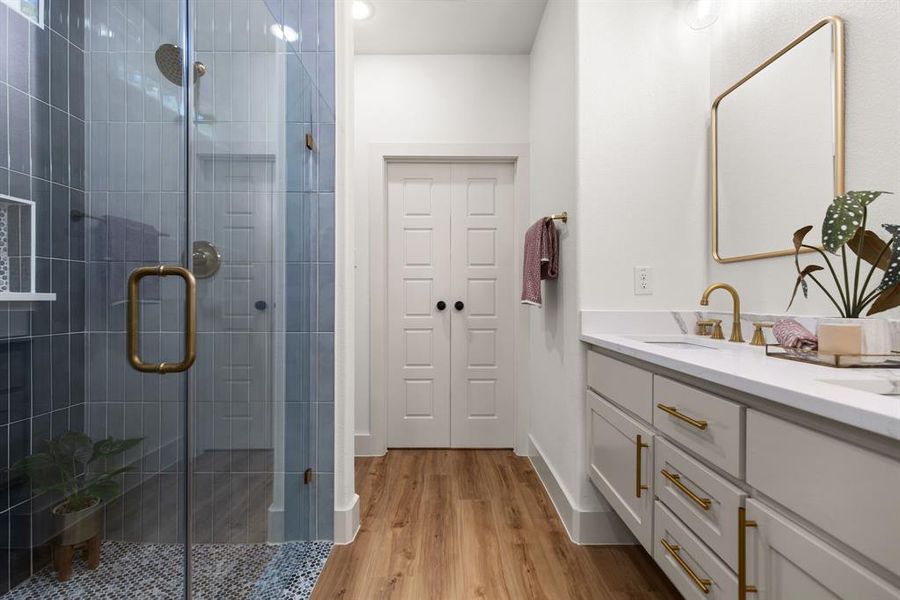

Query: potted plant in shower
left=789, top=190, right=899, bottom=355
left=13, top=431, right=142, bottom=580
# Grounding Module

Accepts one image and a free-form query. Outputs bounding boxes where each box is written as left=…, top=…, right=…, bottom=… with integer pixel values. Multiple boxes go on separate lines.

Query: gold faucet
left=699, top=283, right=744, bottom=343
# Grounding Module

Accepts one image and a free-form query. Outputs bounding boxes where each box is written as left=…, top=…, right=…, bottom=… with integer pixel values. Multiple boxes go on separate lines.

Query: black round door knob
left=436, top=301, right=447, bottom=311
left=454, top=301, right=465, bottom=311
left=254, top=300, right=267, bottom=311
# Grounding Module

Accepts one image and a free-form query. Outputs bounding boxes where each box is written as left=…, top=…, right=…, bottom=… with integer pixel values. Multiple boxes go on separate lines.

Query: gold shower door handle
left=127, top=265, right=197, bottom=374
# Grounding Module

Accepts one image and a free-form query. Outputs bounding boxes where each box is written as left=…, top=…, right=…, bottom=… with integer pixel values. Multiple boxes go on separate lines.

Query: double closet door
left=387, top=162, right=515, bottom=448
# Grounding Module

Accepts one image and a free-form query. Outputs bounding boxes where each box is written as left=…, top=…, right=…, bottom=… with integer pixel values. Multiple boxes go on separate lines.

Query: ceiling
left=354, top=0, right=549, bottom=55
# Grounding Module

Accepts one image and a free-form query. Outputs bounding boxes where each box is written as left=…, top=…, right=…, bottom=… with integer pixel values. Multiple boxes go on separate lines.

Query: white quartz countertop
left=579, top=312, right=900, bottom=441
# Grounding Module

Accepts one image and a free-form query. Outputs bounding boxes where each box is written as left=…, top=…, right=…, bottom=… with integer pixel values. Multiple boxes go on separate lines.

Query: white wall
left=527, top=0, right=606, bottom=525
left=525, top=0, right=710, bottom=537
left=578, top=0, right=709, bottom=309
left=577, top=0, right=710, bottom=311
left=334, top=0, right=359, bottom=544
left=353, top=55, right=530, bottom=451
left=707, top=1, right=900, bottom=317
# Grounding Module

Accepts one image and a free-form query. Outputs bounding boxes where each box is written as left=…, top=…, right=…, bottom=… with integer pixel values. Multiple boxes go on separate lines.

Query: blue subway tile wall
left=81, top=0, right=192, bottom=557
left=0, top=0, right=88, bottom=592
left=282, top=0, right=335, bottom=541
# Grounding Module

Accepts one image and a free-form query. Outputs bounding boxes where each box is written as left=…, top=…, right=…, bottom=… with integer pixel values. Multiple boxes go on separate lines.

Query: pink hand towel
left=521, top=218, right=559, bottom=307
left=773, top=319, right=818, bottom=351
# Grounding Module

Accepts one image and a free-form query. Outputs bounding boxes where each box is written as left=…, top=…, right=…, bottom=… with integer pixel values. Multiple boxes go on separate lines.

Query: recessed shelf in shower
left=0, top=194, right=56, bottom=302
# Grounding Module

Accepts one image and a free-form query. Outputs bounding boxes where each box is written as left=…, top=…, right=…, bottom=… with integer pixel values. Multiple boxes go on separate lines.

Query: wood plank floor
left=313, top=450, right=681, bottom=599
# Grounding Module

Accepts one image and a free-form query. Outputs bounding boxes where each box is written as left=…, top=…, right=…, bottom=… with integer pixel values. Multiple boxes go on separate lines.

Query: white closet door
left=386, top=163, right=452, bottom=447
left=449, top=163, right=515, bottom=448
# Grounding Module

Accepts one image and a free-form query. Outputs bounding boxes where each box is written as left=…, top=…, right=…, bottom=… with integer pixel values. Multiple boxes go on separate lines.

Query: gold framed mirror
left=711, top=16, right=845, bottom=263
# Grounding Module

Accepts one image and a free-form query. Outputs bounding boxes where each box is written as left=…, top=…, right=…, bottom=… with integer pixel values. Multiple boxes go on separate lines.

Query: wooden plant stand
left=53, top=534, right=101, bottom=581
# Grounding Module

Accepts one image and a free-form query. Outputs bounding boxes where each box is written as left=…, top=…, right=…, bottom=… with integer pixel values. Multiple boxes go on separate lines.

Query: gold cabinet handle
left=127, top=265, right=197, bottom=374
left=660, top=538, right=712, bottom=594
left=661, top=469, right=712, bottom=511
left=738, top=507, right=758, bottom=598
left=635, top=434, right=649, bottom=498
left=657, top=403, right=708, bottom=430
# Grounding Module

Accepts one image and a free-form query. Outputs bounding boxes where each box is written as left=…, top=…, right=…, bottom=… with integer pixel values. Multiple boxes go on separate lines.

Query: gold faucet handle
left=750, top=322, right=774, bottom=346
left=710, top=319, right=725, bottom=340
left=696, top=319, right=715, bottom=336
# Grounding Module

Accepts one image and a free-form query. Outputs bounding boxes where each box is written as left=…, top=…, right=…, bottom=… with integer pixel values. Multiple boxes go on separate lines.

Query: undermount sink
left=623, top=336, right=720, bottom=350
left=819, top=379, right=900, bottom=396
left=642, top=341, right=717, bottom=350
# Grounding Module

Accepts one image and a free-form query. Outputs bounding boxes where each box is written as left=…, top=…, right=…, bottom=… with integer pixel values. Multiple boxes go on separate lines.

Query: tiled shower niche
left=0, top=194, right=47, bottom=298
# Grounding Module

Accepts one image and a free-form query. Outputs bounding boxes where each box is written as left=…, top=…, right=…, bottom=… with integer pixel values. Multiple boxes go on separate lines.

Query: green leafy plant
left=13, top=431, right=142, bottom=514
left=790, top=191, right=899, bottom=317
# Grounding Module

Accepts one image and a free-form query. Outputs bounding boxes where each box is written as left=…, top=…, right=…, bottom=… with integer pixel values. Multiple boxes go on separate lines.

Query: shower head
left=155, top=43, right=207, bottom=86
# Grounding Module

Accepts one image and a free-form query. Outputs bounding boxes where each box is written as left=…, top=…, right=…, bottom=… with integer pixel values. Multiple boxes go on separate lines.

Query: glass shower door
left=185, top=0, right=326, bottom=597
left=83, top=0, right=193, bottom=596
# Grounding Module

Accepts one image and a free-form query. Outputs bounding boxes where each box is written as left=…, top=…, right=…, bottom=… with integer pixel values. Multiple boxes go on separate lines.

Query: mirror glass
left=713, top=19, right=842, bottom=262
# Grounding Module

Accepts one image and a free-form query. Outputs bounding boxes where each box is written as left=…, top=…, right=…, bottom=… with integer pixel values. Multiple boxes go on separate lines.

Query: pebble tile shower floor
left=2, top=541, right=332, bottom=599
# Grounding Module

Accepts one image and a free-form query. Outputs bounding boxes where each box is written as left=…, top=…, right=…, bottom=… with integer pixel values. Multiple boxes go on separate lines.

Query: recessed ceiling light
left=684, top=0, right=720, bottom=30
left=270, top=23, right=300, bottom=43
left=352, top=0, right=373, bottom=21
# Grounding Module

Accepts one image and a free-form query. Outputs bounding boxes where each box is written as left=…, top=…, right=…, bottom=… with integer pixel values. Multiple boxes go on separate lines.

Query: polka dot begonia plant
left=790, top=191, right=898, bottom=317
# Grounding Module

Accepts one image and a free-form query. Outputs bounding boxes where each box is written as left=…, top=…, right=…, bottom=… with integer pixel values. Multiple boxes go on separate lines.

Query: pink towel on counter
left=772, top=319, right=818, bottom=351
left=521, top=218, right=559, bottom=307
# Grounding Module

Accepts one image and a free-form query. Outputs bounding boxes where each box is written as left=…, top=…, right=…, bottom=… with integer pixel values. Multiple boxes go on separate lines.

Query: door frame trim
left=361, top=143, right=531, bottom=456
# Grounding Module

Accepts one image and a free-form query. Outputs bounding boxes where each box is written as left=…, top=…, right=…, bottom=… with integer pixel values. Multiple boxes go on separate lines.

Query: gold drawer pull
left=661, top=469, right=712, bottom=511
left=738, top=507, right=759, bottom=598
left=661, top=538, right=712, bottom=594
left=657, top=403, right=708, bottom=430
left=635, top=434, right=649, bottom=498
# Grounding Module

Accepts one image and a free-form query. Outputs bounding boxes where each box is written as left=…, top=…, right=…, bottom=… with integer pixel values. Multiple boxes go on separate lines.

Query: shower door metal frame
left=181, top=0, right=195, bottom=595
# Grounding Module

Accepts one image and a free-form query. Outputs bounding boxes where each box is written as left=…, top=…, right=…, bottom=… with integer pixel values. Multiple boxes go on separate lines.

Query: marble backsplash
left=687, top=311, right=900, bottom=352
left=579, top=310, right=900, bottom=351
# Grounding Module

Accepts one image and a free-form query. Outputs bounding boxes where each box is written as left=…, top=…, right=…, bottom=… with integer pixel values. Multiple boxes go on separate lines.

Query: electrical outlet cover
left=634, top=266, right=653, bottom=295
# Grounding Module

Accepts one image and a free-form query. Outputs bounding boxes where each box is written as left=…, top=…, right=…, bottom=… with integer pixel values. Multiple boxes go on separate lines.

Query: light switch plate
left=634, top=266, right=653, bottom=295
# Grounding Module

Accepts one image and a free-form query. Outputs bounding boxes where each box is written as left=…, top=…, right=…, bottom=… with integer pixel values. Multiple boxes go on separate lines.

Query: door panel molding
left=449, top=163, right=515, bottom=448
left=386, top=163, right=452, bottom=447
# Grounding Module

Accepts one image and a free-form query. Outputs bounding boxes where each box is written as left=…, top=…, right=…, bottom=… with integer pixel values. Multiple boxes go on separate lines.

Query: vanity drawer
left=747, top=410, right=900, bottom=578
left=587, top=349, right=653, bottom=422
left=655, top=438, right=746, bottom=570
left=653, top=501, right=737, bottom=600
left=653, top=376, right=743, bottom=477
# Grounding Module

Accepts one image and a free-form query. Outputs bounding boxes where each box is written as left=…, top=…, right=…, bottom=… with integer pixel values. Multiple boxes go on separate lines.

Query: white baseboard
left=355, top=432, right=385, bottom=457
left=334, top=494, right=360, bottom=544
left=528, top=435, right=635, bottom=545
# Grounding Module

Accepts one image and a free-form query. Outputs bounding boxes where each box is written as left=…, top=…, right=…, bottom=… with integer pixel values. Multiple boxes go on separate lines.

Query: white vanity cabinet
left=587, top=390, right=654, bottom=551
left=746, top=409, right=900, bottom=577
left=653, top=376, right=743, bottom=478
left=744, top=499, right=900, bottom=600
left=654, top=500, right=737, bottom=599
left=587, top=350, right=654, bottom=422
left=584, top=346, right=900, bottom=600
left=654, top=438, right=745, bottom=570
